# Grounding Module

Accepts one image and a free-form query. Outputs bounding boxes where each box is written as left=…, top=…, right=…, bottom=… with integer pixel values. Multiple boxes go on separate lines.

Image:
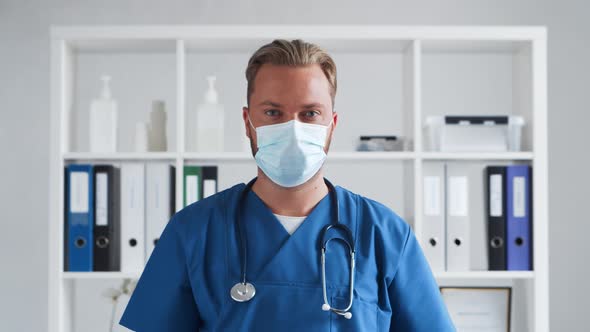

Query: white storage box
left=424, top=115, right=524, bottom=152
left=356, top=135, right=404, bottom=151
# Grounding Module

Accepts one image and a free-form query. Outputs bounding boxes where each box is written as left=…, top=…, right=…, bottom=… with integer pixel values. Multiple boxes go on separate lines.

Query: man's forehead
left=250, top=63, right=332, bottom=109
left=255, top=63, right=326, bottom=81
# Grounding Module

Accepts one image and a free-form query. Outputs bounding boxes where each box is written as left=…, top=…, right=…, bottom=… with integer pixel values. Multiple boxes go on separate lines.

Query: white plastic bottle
left=89, top=75, right=118, bottom=153
left=195, top=76, right=224, bottom=152
left=148, top=100, right=167, bottom=151
left=134, top=121, right=149, bottom=152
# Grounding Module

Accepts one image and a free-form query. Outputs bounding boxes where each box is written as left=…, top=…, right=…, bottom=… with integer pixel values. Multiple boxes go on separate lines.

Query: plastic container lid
left=100, top=75, right=112, bottom=99
left=509, top=116, right=525, bottom=126
left=204, top=76, right=218, bottom=104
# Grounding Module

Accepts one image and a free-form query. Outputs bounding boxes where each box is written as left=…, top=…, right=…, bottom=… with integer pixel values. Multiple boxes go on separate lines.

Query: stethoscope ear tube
left=232, top=177, right=258, bottom=302
left=320, top=227, right=356, bottom=318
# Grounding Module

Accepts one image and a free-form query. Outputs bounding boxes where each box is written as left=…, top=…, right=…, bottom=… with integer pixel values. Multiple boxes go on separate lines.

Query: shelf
left=63, top=152, right=177, bottom=161
left=63, top=272, right=141, bottom=280
left=183, top=152, right=253, bottom=161
left=185, top=37, right=411, bottom=54
left=66, top=39, right=176, bottom=54
left=52, top=25, right=546, bottom=53
left=421, top=39, right=530, bottom=54
left=184, top=151, right=417, bottom=162
left=434, top=271, right=535, bottom=280
left=420, top=151, right=533, bottom=160
left=329, top=151, right=416, bottom=160
left=62, top=270, right=534, bottom=280
left=62, top=151, right=534, bottom=162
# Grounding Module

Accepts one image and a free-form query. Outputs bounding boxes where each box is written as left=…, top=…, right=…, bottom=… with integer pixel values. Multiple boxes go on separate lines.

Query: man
left=120, top=39, right=454, bottom=331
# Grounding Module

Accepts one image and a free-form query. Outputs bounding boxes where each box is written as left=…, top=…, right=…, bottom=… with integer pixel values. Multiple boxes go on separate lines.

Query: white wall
left=0, top=0, right=588, bottom=331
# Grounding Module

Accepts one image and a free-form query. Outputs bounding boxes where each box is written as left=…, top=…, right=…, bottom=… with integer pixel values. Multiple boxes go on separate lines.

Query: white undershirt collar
left=273, top=213, right=307, bottom=235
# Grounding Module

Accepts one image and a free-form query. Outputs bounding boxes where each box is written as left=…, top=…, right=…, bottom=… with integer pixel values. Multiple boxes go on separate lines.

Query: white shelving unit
left=49, top=25, right=548, bottom=332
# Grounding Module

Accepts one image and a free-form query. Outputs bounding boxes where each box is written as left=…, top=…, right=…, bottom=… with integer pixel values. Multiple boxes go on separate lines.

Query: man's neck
left=251, top=169, right=329, bottom=217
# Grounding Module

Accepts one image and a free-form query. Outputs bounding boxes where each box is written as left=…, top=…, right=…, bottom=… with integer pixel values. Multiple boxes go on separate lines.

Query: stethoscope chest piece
left=231, top=282, right=256, bottom=302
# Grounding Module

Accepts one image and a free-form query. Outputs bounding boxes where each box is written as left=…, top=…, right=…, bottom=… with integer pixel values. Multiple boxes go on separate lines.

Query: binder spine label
left=70, top=172, right=89, bottom=214
left=96, top=173, right=108, bottom=226
left=423, top=176, right=441, bottom=216
left=203, top=179, right=216, bottom=198
left=448, top=176, right=468, bottom=217
left=186, top=175, right=199, bottom=205
left=490, top=174, right=503, bottom=217
left=513, top=176, right=525, bottom=218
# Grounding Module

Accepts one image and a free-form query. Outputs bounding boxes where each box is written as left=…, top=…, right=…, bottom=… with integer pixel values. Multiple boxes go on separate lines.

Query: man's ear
left=330, top=111, right=338, bottom=135
left=242, top=107, right=251, bottom=139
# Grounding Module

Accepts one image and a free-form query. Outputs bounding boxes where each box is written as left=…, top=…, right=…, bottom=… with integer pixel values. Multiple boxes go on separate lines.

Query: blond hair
left=245, top=39, right=337, bottom=109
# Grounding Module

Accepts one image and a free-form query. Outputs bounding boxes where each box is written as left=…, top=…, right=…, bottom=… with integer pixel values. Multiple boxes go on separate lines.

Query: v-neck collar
left=242, top=187, right=332, bottom=282
left=249, top=188, right=331, bottom=237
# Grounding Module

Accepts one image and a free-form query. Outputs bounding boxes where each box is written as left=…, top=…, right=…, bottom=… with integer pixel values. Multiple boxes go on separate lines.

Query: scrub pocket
left=217, top=282, right=331, bottom=331
left=330, top=295, right=378, bottom=331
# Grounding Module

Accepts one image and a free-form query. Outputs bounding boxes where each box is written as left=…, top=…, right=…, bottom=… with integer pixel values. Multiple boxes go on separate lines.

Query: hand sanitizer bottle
left=89, top=75, right=118, bottom=153
left=148, top=100, right=167, bottom=151
left=196, top=76, right=224, bottom=152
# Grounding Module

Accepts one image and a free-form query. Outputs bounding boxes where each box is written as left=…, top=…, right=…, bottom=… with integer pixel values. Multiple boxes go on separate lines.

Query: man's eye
left=265, top=109, right=280, bottom=117
left=303, top=111, right=319, bottom=118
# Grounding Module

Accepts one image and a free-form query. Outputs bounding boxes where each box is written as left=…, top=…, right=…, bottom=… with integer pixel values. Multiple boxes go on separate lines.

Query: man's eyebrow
left=258, top=100, right=282, bottom=107
left=257, top=100, right=326, bottom=109
left=302, top=103, right=325, bottom=109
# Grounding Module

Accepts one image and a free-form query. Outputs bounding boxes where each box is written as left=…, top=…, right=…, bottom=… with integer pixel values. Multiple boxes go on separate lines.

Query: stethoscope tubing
left=233, top=177, right=356, bottom=317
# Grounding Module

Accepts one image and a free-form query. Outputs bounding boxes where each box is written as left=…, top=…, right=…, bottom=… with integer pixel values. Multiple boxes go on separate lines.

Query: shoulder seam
left=388, top=222, right=412, bottom=286
left=168, top=214, right=194, bottom=289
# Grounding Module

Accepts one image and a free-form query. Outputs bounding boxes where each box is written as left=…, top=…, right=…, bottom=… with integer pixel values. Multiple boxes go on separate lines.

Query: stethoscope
left=230, top=177, right=357, bottom=319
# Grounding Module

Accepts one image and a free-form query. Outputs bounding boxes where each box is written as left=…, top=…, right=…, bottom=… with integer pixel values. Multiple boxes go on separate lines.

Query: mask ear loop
left=327, top=117, right=335, bottom=129
left=325, top=108, right=337, bottom=130
left=323, top=116, right=335, bottom=149
left=247, top=113, right=256, bottom=131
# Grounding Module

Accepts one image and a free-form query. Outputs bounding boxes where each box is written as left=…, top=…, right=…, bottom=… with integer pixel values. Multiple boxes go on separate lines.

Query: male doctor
left=120, top=39, right=455, bottom=331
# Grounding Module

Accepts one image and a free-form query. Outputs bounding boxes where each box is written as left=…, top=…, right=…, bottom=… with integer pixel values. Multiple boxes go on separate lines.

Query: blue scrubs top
left=120, top=181, right=455, bottom=331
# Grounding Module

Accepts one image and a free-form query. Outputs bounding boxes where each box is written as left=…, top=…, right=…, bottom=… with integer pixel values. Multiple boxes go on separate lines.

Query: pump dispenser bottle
left=148, top=100, right=167, bottom=151
left=195, top=76, right=224, bottom=152
left=89, top=75, right=118, bottom=152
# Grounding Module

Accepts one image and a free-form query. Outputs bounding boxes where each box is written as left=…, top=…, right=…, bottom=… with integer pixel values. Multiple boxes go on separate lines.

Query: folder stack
left=420, top=163, right=532, bottom=272
left=63, top=163, right=219, bottom=272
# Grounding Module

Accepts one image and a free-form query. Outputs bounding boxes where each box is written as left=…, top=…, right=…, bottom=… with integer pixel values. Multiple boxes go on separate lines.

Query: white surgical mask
left=248, top=116, right=333, bottom=188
